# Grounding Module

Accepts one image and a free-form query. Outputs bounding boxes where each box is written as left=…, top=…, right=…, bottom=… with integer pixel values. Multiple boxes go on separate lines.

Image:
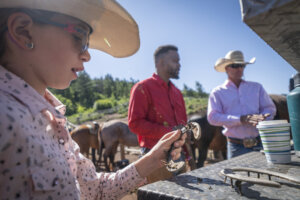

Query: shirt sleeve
left=73, top=141, right=147, bottom=200
left=207, top=90, right=242, bottom=128
left=258, top=85, right=277, bottom=120
left=178, top=90, right=188, bottom=124
left=128, top=83, right=172, bottom=139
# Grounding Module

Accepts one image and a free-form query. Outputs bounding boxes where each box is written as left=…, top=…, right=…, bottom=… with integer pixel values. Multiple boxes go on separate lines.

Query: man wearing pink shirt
left=207, top=50, right=276, bottom=159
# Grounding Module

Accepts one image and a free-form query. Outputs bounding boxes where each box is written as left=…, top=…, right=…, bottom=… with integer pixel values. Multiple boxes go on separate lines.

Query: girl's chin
left=50, top=82, right=71, bottom=90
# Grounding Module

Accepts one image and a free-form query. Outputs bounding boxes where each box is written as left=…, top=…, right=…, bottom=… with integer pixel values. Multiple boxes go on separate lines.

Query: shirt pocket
left=29, top=159, right=62, bottom=192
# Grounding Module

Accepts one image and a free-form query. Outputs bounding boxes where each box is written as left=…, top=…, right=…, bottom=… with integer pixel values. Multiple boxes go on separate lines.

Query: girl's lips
left=71, top=67, right=84, bottom=78
left=72, top=66, right=84, bottom=72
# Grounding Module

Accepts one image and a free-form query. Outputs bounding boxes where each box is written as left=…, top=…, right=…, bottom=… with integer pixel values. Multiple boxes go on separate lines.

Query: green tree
left=54, top=94, right=77, bottom=115
left=103, top=74, right=115, bottom=98
left=71, top=71, right=95, bottom=108
left=182, top=84, right=197, bottom=97
left=195, top=81, right=208, bottom=97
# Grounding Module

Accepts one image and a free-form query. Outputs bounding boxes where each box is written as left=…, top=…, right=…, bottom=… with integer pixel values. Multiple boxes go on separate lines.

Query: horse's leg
left=110, top=143, right=119, bottom=171
left=91, top=148, right=96, bottom=164
left=120, top=144, right=125, bottom=160
left=103, top=148, right=110, bottom=172
left=81, top=143, right=89, bottom=160
left=185, top=143, right=197, bottom=170
left=191, top=145, right=197, bottom=164
left=212, top=150, right=218, bottom=160
left=222, top=149, right=227, bottom=160
left=98, top=140, right=104, bottom=165
left=197, top=141, right=209, bottom=168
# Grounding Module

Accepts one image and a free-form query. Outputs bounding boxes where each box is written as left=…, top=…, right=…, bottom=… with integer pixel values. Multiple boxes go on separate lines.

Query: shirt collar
left=0, top=65, right=66, bottom=118
left=152, top=73, right=175, bottom=89
left=224, top=79, right=246, bottom=88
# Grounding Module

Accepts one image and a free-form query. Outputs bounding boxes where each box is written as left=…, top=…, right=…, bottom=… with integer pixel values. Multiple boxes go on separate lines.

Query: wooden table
left=138, top=151, right=300, bottom=200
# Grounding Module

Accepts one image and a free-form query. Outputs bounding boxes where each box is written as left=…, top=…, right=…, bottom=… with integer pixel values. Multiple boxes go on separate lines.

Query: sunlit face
left=225, top=64, right=245, bottom=82
left=29, top=14, right=91, bottom=90
left=162, top=50, right=181, bottom=80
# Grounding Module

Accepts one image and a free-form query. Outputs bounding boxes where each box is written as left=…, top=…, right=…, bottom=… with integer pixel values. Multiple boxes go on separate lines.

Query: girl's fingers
left=171, top=147, right=182, bottom=159
left=161, top=130, right=181, bottom=144
left=174, top=135, right=186, bottom=147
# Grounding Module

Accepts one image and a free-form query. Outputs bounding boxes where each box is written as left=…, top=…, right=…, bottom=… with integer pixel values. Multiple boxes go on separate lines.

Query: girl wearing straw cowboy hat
left=0, top=0, right=186, bottom=199
left=207, top=50, right=276, bottom=159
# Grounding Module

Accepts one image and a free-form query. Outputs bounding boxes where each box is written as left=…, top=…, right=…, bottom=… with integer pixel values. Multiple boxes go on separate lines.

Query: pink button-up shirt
left=207, top=79, right=276, bottom=139
left=0, top=65, right=146, bottom=200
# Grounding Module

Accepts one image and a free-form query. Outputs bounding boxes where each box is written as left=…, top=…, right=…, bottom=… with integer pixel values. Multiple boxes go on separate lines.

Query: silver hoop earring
left=26, top=42, right=34, bottom=49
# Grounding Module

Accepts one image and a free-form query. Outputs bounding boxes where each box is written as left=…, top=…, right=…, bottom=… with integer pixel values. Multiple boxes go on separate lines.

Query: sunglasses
left=228, top=64, right=246, bottom=69
left=34, top=18, right=91, bottom=53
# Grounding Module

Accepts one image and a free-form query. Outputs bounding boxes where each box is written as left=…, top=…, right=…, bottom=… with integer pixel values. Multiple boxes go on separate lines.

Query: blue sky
left=85, top=0, right=298, bottom=95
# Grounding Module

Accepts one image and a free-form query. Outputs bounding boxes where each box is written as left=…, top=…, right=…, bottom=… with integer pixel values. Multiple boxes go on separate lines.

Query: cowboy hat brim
left=0, top=0, right=140, bottom=58
left=214, top=57, right=256, bottom=72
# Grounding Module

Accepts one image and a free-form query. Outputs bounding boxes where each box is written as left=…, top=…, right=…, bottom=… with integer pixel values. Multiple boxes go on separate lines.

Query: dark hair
left=154, top=45, right=178, bottom=62
left=0, top=8, right=55, bottom=59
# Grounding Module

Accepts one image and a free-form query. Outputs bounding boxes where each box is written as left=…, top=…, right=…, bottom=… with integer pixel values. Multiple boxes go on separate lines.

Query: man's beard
left=169, top=69, right=179, bottom=79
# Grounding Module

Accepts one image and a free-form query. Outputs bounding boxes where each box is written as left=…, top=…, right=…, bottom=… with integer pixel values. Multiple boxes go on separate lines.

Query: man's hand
left=240, top=113, right=270, bottom=126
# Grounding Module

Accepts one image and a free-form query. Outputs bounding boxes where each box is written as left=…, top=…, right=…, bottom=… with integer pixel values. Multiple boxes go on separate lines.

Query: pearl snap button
left=58, top=138, right=65, bottom=145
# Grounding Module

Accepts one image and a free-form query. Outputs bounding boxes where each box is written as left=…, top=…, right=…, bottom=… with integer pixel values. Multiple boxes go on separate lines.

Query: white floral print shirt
left=0, top=65, right=146, bottom=200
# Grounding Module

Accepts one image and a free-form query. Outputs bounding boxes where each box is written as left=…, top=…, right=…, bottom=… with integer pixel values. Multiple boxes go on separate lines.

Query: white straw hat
left=0, top=0, right=140, bottom=58
left=214, top=50, right=256, bottom=72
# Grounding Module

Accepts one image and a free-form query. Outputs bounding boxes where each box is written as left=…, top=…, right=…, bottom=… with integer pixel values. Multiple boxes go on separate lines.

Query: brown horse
left=188, top=114, right=225, bottom=168
left=189, top=94, right=289, bottom=168
left=70, top=121, right=101, bottom=164
left=99, top=120, right=139, bottom=171
left=269, top=94, right=289, bottom=121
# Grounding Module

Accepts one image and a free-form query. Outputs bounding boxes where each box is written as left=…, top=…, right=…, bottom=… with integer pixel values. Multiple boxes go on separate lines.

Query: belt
left=227, top=137, right=244, bottom=145
left=227, top=136, right=260, bottom=148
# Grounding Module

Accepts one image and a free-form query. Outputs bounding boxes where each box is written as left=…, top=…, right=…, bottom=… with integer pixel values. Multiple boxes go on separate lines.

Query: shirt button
left=52, top=177, right=59, bottom=186
left=58, top=138, right=65, bottom=145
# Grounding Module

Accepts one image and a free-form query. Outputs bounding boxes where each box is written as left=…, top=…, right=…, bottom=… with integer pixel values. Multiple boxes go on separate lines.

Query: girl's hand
left=148, top=130, right=187, bottom=167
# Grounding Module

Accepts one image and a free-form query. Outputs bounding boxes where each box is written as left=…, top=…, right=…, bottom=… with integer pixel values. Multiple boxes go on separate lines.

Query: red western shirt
left=128, top=73, right=187, bottom=149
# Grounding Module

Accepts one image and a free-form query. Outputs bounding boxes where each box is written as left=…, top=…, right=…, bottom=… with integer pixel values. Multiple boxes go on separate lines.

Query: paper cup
left=257, top=120, right=291, bottom=164
left=263, top=144, right=291, bottom=151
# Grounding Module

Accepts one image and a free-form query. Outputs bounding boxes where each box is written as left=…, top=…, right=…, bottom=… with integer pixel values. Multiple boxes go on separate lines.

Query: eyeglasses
left=34, top=18, right=91, bottom=53
left=228, top=64, right=245, bottom=69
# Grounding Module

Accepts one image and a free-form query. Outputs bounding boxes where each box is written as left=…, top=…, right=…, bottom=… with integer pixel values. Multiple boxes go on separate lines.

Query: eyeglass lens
left=33, top=18, right=90, bottom=53
left=230, top=64, right=245, bottom=69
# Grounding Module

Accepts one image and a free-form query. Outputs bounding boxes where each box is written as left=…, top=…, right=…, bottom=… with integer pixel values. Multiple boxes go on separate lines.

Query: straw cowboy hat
left=214, top=50, right=256, bottom=72
left=0, top=0, right=139, bottom=58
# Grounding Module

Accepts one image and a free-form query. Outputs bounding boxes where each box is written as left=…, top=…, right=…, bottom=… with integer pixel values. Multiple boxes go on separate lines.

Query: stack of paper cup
left=256, top=120, right=291, bottom=164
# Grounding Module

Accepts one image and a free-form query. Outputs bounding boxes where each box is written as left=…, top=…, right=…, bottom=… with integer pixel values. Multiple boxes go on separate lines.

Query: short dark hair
left=154, top=45, right=178, bottom=62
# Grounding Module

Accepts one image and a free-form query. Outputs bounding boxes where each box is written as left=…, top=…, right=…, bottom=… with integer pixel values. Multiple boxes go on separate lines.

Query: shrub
left=184, top=97, right=208, bottom=115
left=93, top=99, right=114, bottom=110
left=77, top=104, right=87, bottom=113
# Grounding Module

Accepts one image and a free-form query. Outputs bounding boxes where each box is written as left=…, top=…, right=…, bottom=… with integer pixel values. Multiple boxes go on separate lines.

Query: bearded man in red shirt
left=128, top=45, right=188, bottom=183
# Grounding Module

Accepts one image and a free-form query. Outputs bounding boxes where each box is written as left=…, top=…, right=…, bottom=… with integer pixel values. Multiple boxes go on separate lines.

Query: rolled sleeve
left=259, top=85, right=276, bottom=120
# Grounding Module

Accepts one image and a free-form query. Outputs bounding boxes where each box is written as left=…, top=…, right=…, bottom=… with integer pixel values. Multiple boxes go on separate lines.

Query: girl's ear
left=6, top=12, right=35, bottom=50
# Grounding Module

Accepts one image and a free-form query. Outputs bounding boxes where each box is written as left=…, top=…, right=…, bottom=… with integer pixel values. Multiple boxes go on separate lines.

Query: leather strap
left=227, top=137, right=243, bottom=145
